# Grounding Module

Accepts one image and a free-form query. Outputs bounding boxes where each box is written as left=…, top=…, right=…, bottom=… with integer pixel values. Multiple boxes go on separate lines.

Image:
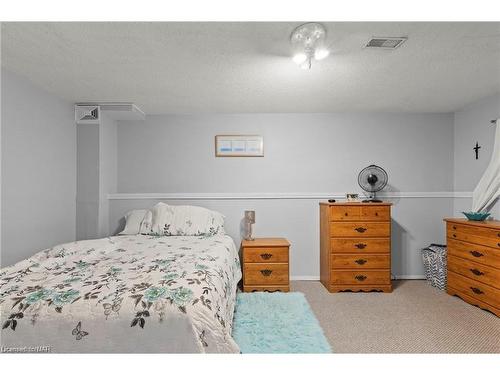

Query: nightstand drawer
left=243, top=247, right=289, bottom=263
left=330, top=222, right=390, bottom=237
left=331, top=254, right=390, bottom=269
left=244, top=263, right=289, bottom=285
left=331, top=238, right=390, bottom=253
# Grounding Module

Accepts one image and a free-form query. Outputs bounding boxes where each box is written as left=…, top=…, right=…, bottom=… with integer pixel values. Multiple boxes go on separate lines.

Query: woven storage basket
left=421, top=244, right=447, bottom=290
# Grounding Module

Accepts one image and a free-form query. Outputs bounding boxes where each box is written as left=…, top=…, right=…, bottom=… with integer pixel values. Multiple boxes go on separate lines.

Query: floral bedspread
left=0, top=234, right=242, bottom=353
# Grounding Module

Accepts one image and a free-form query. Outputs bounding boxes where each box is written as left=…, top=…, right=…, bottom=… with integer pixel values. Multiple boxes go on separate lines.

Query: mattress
left=0, top=234, right=242, bottom=353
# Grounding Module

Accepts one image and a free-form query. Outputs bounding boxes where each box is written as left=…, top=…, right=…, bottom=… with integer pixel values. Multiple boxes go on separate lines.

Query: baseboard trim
left=392, top=275, right=426, bottom=280
left=108, top=192, right=472, bottom=200
left=290, top=276, right=320, bottom=281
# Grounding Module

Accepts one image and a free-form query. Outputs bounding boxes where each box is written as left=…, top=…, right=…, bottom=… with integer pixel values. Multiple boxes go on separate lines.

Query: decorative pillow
left=119, top=209, right=153, bottom=235
left=139, top=210, right=153, bottom=234
left=151, top=202, right=174, bottom=235
left=165, top=205, right=225, bottom=236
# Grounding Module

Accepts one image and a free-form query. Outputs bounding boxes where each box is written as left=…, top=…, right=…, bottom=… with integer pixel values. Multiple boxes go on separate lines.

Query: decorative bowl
left=462, top=211, right=490, bottom=221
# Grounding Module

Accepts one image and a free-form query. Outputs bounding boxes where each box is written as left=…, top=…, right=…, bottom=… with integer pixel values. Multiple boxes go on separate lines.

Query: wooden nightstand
left=241, top=238, right=290, bottom=292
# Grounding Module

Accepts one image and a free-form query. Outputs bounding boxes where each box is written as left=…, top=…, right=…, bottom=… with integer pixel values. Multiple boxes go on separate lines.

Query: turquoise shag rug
left=232, top=292, right=331, bottom=353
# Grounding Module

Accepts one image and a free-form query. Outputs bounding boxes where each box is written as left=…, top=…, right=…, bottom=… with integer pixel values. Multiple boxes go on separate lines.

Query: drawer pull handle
left=453, top=226, right=457, bottom=230
left=260, top=253, right=273, bottom=260
left=470, top=287, right=484, bottom=295
left=355, top=243, right=367, bottom=249
left=344, top=213, right=348, bottom=216
left=355, top=227, right=367, bottom=233
left=469, top=250, right=484, bottom=258
left=470, top=268, right=484, bottom=276
left=375, top=212, right=379, bottom=216
left=355, top=259, right=367, bottom=265
left=355, top=275, right=367, bottom=281
left=452, top=234, right=457, bottom=238
left=260, top=269, right=273, bottom=277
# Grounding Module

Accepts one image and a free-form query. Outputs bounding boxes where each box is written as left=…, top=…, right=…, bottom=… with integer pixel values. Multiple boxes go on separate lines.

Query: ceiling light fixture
left=290, top=22, right=329, bottom=70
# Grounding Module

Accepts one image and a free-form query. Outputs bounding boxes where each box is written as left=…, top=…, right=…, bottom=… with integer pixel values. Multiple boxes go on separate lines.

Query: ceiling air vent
left=75, top=105, right=100, bottom=124
left=365, top=37, right=407, bottom=49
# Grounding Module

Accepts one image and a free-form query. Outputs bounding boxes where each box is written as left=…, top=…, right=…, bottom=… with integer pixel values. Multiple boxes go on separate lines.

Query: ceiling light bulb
left=314, top=48, right=329, bottom=60
left=292, top=53, right=308, bottom=65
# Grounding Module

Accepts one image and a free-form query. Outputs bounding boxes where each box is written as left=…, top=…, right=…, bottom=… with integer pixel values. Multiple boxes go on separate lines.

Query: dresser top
left=241, top=237, right=290, bottom=247
left=320, top=201, right=392, bottom=206
left=444, top=218, right=500, bottom=229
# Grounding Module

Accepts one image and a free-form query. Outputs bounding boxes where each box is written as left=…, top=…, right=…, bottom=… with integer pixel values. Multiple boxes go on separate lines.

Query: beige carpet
left=291, top=280, right=500, bottom=353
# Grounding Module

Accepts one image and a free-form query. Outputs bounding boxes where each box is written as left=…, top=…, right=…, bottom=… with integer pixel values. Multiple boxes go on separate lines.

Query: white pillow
left=167, top=205, right=225, bottom=236
left=151, top=203, right=225, bottom=236
left=139, top=210, right=153, bottom=234
left=151, top=202, right=174, bottom=235
left=119, top=209, right=152, bottom=235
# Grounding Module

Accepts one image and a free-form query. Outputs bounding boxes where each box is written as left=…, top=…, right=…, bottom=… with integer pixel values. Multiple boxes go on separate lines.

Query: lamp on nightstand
left=244, top=210, right=255, bottom=241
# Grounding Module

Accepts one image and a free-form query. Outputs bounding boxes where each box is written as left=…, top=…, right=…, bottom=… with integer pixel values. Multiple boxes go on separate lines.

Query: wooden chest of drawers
left=445, top=218, right=500, bottom=317
left=320, top=202, right=392, bottom=292
left=242, top=238, right=290, bottom=292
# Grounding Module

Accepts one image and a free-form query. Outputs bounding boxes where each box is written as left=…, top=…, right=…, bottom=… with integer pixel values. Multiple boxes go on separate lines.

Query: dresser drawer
left=448, top=238, right=500, bottom=269
left=447, top=223, right=500, bottom=248
left=331, top=254, right=390, bottom=269
left=330, top=222, right=390, bottom=237
left=243, top=247, right=289, bottom=263
left=330, top=206, right=361, bottom=221
left=330, top=270, right=390, bottom=285
left=361, top=206, right=390, bottom=221
left=244, top=263, right=289, bottom=285
left=448, top=255, right=500, bottom=287
left=331, top=238, right=390, bottom=253
left=448, top=271, right=500, bottom=309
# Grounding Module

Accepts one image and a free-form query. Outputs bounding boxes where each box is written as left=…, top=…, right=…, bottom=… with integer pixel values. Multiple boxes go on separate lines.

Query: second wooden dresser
left=320, top=202, right=392, bottom=292
left=445, top=218, right=500, bottom=317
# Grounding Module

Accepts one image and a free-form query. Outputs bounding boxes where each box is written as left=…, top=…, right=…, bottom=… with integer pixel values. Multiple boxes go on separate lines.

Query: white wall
left=453, top=93, right=500, bottom=219
left=1, top=69, right=76, bottom=266
left=76, top=114, right=117, bottom=240
left=76, top=123, right=99, bottom=240
left=110, top=113, right=455, bottom=279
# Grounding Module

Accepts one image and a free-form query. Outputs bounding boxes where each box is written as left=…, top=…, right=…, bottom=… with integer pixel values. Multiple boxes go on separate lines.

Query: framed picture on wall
left=215, top=135, right=264, bottom=157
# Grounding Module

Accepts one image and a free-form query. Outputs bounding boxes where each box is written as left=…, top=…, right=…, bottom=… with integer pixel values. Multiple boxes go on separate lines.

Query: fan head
left=358, top=165, right=388, bottom=193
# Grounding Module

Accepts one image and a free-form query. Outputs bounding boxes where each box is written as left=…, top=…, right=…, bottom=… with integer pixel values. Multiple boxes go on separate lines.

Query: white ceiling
left=1, top=22, right=500, bottom=114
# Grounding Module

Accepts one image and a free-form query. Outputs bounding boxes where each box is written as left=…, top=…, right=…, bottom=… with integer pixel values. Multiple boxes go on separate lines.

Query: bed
left=0, top=234, right=242, bottom=353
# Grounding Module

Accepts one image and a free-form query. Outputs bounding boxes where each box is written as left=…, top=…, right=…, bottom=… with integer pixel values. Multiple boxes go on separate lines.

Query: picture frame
left=215, top=135, right=264, bottom=157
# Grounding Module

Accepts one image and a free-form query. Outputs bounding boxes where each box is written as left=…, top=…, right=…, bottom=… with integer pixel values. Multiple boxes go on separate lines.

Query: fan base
left=362, top=199, right=383, bottom=203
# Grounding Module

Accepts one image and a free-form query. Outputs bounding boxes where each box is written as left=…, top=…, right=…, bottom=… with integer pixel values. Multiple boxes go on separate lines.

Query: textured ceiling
left=1, top=22, right=500, bottom=114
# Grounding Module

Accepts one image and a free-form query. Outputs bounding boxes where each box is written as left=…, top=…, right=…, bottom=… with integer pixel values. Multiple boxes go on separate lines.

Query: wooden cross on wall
left=474, top=141, right=481, bottom=160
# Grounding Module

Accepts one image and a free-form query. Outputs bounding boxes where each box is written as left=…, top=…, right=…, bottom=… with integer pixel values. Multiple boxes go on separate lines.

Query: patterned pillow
left=119, top=209, right=153, bottom=235
left=151, top=203, right=225, bottom=236
left=151, top=202, right=174, bottom=235
left=165, top=205, right=225, bottom=236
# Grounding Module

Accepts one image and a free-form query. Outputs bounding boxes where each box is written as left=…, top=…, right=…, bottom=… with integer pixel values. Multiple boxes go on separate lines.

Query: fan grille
left=358, top=165, right=388, bottom=193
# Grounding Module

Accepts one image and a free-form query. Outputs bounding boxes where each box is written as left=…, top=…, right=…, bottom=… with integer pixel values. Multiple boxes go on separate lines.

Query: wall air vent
left=75, top=105, right=100, bottom=124
left=365, top=37, right=407, bottom=49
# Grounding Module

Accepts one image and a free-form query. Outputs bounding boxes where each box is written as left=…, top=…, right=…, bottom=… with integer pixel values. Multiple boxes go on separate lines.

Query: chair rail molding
left=108, top=192, right=473, bottom=200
